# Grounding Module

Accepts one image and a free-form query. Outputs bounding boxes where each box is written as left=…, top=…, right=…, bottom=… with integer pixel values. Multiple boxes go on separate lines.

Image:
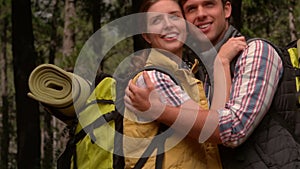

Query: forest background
left=0, top=0, right=299, bottom=168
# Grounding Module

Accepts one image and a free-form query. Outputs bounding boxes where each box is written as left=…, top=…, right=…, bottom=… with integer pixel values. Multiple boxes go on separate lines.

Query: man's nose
left=195, top=6, right=207, bottom=20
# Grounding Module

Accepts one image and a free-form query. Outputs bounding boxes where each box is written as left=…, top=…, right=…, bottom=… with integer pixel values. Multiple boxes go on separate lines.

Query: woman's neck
left=157, top=48, right=183, bottom=65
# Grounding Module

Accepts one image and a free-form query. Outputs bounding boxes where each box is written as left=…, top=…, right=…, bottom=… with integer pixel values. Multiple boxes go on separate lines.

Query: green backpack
left=57, top=72, right=124, bottom=169
left=57, top=66, right=181, bottom=169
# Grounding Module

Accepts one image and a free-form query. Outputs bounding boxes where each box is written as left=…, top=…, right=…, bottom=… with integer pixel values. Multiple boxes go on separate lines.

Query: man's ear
left=224, top=1, right=232, bottom=20
left=142, top=33, right=151, bottom=44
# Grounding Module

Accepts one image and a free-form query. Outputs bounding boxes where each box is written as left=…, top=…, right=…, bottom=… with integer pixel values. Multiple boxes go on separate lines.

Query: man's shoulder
left=233, top=38, right=283, bottom=72
left=244, top=38, right=281, bottom=60
left=247, top=38, right=280, bottom=52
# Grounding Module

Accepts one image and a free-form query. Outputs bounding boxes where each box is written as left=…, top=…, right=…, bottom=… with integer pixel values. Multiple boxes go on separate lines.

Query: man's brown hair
left=178, top=0, right=231, bottom=8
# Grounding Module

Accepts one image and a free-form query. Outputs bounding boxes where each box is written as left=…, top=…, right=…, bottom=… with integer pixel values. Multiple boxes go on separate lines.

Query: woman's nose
left=163, top=16, right=174, bottom=29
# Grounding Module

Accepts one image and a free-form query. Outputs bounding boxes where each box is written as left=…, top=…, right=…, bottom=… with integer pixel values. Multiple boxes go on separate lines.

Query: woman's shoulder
left=135, top=69, right=177, bottom=88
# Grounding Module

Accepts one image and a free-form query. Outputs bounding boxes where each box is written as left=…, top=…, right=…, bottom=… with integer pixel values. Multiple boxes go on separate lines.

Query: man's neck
left=214, top=25, right=240, bottom=52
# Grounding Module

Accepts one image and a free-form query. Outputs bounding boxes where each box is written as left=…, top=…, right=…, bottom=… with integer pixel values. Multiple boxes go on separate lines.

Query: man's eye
left=204, top=2, right=215, bottom=8
left=185, top=6, right=196, bottom=13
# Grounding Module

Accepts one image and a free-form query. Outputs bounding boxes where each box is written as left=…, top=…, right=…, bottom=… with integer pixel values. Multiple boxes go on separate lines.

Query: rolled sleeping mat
left=28, top=64, right=92, bottom=124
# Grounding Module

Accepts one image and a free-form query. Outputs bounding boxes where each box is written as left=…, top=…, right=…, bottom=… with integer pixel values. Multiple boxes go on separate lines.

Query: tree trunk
left=230, top=0, right=242, bottom=31
left=92, top=0, right=103, bottom=71
left=42, top=0, right=58, bottom=168
left=288, top=0, right=297, bottom=41
left=0, top=10, right=9, bottom=169
left=42, top=1, right=61, bottom=168
left=49, top=0, right=59, bottom=64
left=131, top=0, right=147, bottom=52
left=92, top=0, right=101, bottom=33
left=42, top=113, right=53, bottom=169
left=11, top=0, right=41, bottom=168
left=62, top=0, right=76, bottom=59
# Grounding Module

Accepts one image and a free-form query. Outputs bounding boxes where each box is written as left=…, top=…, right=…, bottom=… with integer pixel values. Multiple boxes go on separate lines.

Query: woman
left=122, top=0, right=246, bottom=168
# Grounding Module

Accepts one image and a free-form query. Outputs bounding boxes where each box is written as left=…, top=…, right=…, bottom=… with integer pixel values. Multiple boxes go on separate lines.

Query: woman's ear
left=142, top=33, right=151, bottom=44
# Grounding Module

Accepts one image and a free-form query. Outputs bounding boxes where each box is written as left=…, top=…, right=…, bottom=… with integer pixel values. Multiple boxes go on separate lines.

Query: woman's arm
left=124, top=71, right=222, bottom=143
left=124, top=37, right=247, bottom=144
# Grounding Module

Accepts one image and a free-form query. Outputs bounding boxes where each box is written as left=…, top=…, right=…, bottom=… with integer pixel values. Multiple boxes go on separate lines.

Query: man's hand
left=218, top=36, right=247, bottom=65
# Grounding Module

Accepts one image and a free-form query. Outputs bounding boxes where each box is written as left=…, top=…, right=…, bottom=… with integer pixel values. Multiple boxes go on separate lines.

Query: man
left=125, top=0, right=300, bottom=168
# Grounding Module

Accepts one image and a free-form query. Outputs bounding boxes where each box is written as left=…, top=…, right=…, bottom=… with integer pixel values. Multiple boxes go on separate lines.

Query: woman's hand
left=124, top=71, right=166, bottom=120
left=124, top=72, right=153, bottom=112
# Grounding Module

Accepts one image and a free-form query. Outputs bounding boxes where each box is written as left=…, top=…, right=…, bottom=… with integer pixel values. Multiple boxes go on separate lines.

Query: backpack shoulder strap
left=128, top=66, right=179, bottom=169
left=145, top=66, right=181, bottom=85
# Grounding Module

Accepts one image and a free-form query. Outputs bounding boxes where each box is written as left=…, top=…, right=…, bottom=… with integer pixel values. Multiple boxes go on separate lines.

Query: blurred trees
left=62, top=0, right=76, bottom=65
left=0, top=0, right=299, bottom=168
left=0, top=0, right=9, bottom=168
left=241, top=0, right=299, bottom=45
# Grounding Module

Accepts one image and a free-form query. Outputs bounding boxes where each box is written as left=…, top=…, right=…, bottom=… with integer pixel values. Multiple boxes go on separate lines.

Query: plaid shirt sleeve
left=136, top=70, right=190, bottom=106
left=218, top=40, right=283, bottom=147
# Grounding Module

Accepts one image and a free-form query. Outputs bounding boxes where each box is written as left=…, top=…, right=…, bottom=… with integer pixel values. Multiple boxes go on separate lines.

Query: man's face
left=182, top=0, right=231, bottom=45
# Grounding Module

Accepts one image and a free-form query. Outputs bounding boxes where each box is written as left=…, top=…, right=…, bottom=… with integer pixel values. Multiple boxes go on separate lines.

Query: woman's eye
left=150, top=16, right=162, bottom=25
left=170, top=15, right=180, bottom=20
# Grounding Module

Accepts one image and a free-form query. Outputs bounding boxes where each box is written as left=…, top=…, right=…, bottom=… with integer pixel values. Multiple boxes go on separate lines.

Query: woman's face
left=143, top=0, right=187, bottom=57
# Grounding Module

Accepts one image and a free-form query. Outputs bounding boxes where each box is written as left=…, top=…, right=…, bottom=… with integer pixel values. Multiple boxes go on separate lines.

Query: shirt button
left=200, top=100, right=207, bottom=105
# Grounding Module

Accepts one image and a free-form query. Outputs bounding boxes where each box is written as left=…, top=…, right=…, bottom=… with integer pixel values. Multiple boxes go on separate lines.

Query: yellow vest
left=123, top=49, right=222, bottom=169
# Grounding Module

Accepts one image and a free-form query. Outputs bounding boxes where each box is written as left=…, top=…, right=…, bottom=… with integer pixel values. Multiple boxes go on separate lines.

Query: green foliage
left=100, top=0, right=133, bottom=67
left=241, top=0, right=299, bottom=45
left=103, top=37, right=134, bottom=75
left=108, top=0, right=132, bottom=20
left=32, top=0, right=64, bottom=64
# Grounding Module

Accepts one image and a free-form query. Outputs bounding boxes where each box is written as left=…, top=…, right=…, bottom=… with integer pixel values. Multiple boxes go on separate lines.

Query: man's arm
left=218, top=40, right=283, bottom=147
